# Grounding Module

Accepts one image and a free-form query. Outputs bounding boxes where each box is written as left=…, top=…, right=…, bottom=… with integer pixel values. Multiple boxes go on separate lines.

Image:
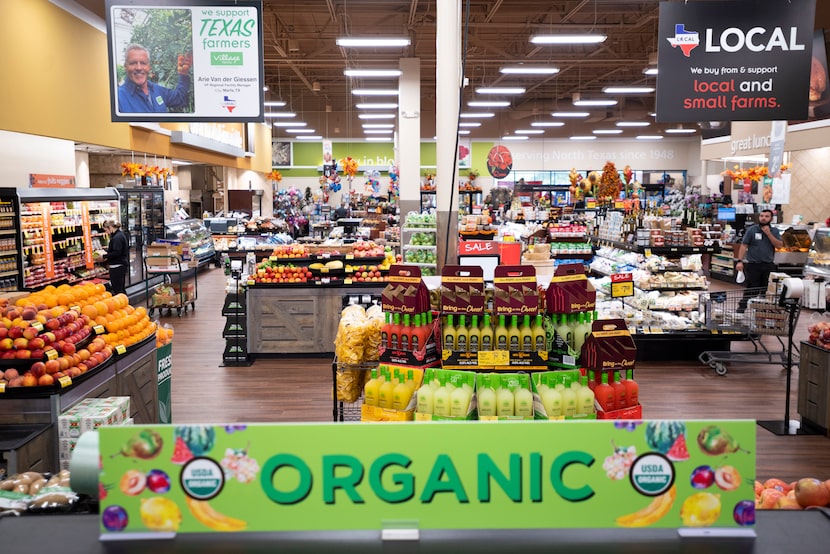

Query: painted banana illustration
left=185, top=497, right=247, bottom=531
left=616, top=485, right=677, bottom=527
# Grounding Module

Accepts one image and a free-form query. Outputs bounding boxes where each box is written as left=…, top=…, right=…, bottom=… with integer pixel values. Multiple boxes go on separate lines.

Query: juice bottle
left=496, top=376, right=515, bottom=417
left=520, top=315, right=533, bottom=352
left=416, top=369, right=434, bottom=414
left=378, top=368, right=396, bottom=409
left=594, top=372, right=616, bottom=413
left=443, top=314, right=457, bottom=351
left=576, top=376, right=596, bottom=416
left=364, top=368, right=381, bottom=407
left=468, top=315, right=481, bottom=352
left=478, top=375, right=497, bottom=417
left=508, top=315, right=521, bottom=352
left=416, top=312, right=432, bottom=351
left=433, top=373, right=451, bottom=416
left=389, top=313, right=402, bottom=350
left=456, top=315, right=468, bottom=353
left=450, top=374, right=472, bottom=417
left=573, top=312, right=590, bottom=355
left=381, top=313, right=391, bottom=348
left=555, top=314, right=572, bottom=351
left=561, top=374, right=577, bottom=417
left=535, top=374, right=549, bottom=395
left=400, top=314, right=411, bottom=350
left=566, top=314, right=578, bottom=351
left=495, top=315, right=509, bottom=351
left=410, top=314, right=422, bottom=351
left=540, top=375, right=563, bottom=417
left=532, top=314, right=546, bottom=352
left=514, top=378, right=534, bottom=417
left=611, top=371, right=627, bottom=409
left=393, top=369, right=414, bottom=411
left=624, top=369, right=639, bottom=407
left=480, top=314, right=494, bottom=351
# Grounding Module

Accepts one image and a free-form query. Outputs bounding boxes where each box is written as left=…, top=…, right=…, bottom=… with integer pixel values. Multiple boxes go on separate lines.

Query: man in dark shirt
left=103, top=220, right=130, bottom=295
left=117, top=44, right=191, bottom=113
left=735, top=209, right=783, bottom=311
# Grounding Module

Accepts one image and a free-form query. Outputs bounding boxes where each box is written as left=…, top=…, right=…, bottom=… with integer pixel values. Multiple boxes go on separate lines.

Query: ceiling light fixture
left=515, top=129, right=544, bottom=134
left=460, top=112, right=495, bottom=118
left=352, top=88, right=399, bottom=96
left=602, top=86, right=655, bottom=94
left=499, top=65, right=560, bottom=75
left=364, top=129, right=394, bottom=134
left=297, top=135, right=323, bottom=140
left=643, top=68, right=659, bottom=75
left=273, top=121, right=305, bottom=127
left=476, top=87, right=526, bottom=94
left=502, top=135, right=529, bottom=141
left=356, top=103, right=398, bottom=109
left=286, top=129, right=315, bottom=133
left=468, top=100, right=511, bottom=107
left=531, top=121, right=565, bottom=127
left=636, top=135, right=664, bottom=140
left=358, top=113, right=396, bottom=119
left=366, top=137, right=393, bottom=142
left=264, top=112, right=296, bottom=118
left=336, top=37, right=410, bottom=47
left=344, top=69, right=402, bottom=77
left=573, top=98, right=618, bottom=107
left=530, top=34, right=607, bottom=44
left=458, top=130, right=471, bottom=135
left=551, top=111, right=589, bottom=118
left=570, top=136, right=597, bottom=141
left=665, top=127, right=696, bottom=134
left=362, top=123, right=395, bottom=128
left=459, top=122, right=482, bottom=127
left=264, top=101, right=287, bottom=107
left=616, top=121, right=650, bottom=127
left=593, top=129, right=623, bottom=135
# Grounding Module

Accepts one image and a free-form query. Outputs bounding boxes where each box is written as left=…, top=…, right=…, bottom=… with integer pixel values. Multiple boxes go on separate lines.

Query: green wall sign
left=98, top=420, right=755, bottom=537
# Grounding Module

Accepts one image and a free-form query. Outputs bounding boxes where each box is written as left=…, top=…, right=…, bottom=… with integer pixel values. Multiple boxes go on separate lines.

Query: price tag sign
left=269, top=255, right=278, bottom=261
left=246, top=280, right=256, bottom=286
left=478, top=350, right=509, bottom=365
left=58, top=375, right=72, bottom=388
left=31, top=321, right=44, bottom=332
left=0, top=381, right=5, bottom=393
left=610, top=272, right=634, bottom=298
left=69, top=305, right=80, bottom=313
left=346, top=254, right=354, bottom=260
left=344, top=279, right=353, bottom=285
left=45, top=348, right=58, bottom=361
left=93, top=325, right=106, bottom=335
left=115, top=344, right=127, bottom=355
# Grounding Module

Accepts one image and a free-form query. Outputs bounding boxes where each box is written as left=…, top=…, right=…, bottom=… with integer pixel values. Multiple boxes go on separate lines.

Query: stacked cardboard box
left=58, top=397, right=131, bottom=469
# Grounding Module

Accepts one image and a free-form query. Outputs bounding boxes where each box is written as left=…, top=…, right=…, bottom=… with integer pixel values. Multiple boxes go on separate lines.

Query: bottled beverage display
left=364, top=368, right=381, bottom=407
left=480, top=314, right=493, bottom=351
left=624, top=369, right=639, bottom=407
left=443, top=314, right=456, bottom=351
left=508, top=315, right=521, bottom=352
left=594, top=372, right=616, bottom=412
left=416, top=369, right=435, bottom=415
left=416, top=369, right=475, bottom=418
left=576, top=376, right=596, bottom=416
left=520, top=315, right=533, bottom=352
left=495, top=315, right=509, bottom=351
left=456, top=315, right=468, bottom=353
left=561, top=374, right=577, bottom=417
left=611, top=371, right=627, bottom=410
left=378, top=368, right=395, bottom=409
left=400, top=314, right=411, bottom=350
left=532, top=315, right=546, bottom=352
left=477, top=375, right=497, bottom=417
left=468, top=315, right=481, bottom=352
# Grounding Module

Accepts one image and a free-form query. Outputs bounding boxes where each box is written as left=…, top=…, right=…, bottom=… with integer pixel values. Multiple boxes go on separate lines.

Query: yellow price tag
left=321, top=267, right=329, bottom=273
left=93, top=325, right=106, bottom=335
left=478, top=350, right=509, bottom=365
left=31, top=321, right=44, bottom=332
left=269, top=255, right=278, bottom=261
left=344, top=279, right=353, bottom=285
left=246, top=280, right=256, bottom=286
left=115, top=344, right=127, bottom=355
left=346, top=254, right=354, bottom=260
left=45, top=348, right=58, bottom=360
left=69, top=305, right=80, bottom=312
left=0, top=381, right=5, bottom=393
left=58, top=375, right=72, bottom=388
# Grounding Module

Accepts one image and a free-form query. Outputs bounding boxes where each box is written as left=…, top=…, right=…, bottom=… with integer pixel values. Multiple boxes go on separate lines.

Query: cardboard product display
left=493, top=265, right=539, bottom=317
left=474, top=372, right=535, bottom=421
left=545, top=316, right=580, bottom=370
left=381, top=265, right=431, bottom=315
left=378, top=318, right=441, bottom=368
left=596, top=403, right=643, bottom=420
left=440, top=265, right=486, bottom=316
left=580, top=319, right=637, bottom=374
left=414, top=368, right=477, bottom=421
left=546, top=263, right=597, bottom=314
left=531, top=370, right=597, bottom=420
left=360, top=365, right=424, bottom=422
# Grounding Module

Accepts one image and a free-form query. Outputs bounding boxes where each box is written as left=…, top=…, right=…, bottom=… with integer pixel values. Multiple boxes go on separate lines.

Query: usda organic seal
left=629, top=453, right=675, bottom=496
left=181, top=457, right=225, bottom=500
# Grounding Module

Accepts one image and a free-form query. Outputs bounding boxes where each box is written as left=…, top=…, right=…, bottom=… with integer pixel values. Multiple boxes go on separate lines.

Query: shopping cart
left=698, top=287, right=801, bottom=375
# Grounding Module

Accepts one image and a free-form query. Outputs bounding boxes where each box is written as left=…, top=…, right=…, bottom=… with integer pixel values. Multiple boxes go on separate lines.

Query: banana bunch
left=186, top=497, right=247, bottom=531
left=616, top=486, right=676, bottom=527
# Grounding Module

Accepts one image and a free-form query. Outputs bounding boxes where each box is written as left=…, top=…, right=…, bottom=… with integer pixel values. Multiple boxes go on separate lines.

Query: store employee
left=734, top=209, right=783, bottom=310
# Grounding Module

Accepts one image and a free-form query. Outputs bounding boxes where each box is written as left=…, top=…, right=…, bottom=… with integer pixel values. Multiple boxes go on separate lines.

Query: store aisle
left=165, top=268, right=830, bottom=482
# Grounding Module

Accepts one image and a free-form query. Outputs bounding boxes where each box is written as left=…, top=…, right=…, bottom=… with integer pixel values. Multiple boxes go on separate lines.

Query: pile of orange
left=100, top=304, right=156, bottom=347
left=156, top=325, right=174, bottom=348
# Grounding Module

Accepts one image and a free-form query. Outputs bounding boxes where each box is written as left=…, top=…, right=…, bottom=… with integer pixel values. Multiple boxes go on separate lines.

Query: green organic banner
left=156, top=343, right=172, bottom=424
left=98, top=420, right=755, bottom=537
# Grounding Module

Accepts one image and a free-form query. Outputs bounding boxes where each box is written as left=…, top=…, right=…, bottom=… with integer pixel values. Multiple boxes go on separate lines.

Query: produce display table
left=246, top=284, right=386, bottom=355
left=1, top=509, right=828, bottom=554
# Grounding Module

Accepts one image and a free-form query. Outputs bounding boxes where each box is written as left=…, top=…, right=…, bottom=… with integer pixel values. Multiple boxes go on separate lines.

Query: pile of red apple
left=271, top=244, right=311, bottom=259
left=807, top=320, right=830, bottom=349
left=755, top=477, right=830, bottom=510
left=351, top=241, right=385, bottom=258
left=1, top=337, right=113, bottom=388
left=252, top=264, right=311, bottom=284
left=346, top=264, right=387, bottom=283
left=0, top=306, right=93, bottom=361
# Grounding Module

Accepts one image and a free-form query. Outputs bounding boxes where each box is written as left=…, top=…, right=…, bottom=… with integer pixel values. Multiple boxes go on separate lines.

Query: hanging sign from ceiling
left=656, top=0, right=816, bottom=123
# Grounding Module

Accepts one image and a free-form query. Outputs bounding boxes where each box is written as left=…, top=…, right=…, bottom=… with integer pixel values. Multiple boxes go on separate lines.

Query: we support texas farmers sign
left=656, top=0, right=816, bottom=122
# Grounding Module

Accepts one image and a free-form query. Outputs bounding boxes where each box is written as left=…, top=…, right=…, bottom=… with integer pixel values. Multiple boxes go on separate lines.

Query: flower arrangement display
left=120, top=162, right=171, bottom=183
left=597, top=161, right=622, bottom=200
left=267, top=169, right=282, bottom=182
left=341, top=157, right=359, bottom=178
left=721, top=163, right=790, bottom=182
left=421, top=173, right=435, bottom=191
left=461, top=169, right=482, bottom=191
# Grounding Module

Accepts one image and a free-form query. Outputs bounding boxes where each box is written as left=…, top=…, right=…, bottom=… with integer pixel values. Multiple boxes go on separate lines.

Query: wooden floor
left=165, top=266, right=830, bottom=483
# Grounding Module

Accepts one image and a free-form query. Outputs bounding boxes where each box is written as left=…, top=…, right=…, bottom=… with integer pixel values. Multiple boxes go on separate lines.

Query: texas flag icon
left=667, top=24, right=700, bottom=57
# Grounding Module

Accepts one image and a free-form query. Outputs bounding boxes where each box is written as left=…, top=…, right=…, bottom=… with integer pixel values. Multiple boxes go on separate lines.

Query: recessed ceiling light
left=262, top=86, right=269, bottom=92
left=603, top=86, right=655, bottom=94
left=287, top=129, right=315, bottom=133
left=616, top=121, right=650, bottom=127
left=502, top=135, right=528, bottom=140
left=570, top=136, right=597, bottom=141
left=356, top=103, right=398, bottom=109
left=336, top=37, right=410, bottom=47
left=344, top=69, right=402, bottom=77
left=458, top=130, right=471, bottom=135
left=468, top=100, right=510, bottom=107
left=552, top=111, right=590, bottom=118
left=499, top=66, right=559, bottom=75
left=530, top=34, right=607, bottom=44
left=264, top=101, right=287, bottom=107
left=460, top=112, right=495, bottom=118
left=593, top=129, right=623, bottom=135
left=362, top=123, right=395, bottom=128
left=358, top=113, right=396, bottom=119
left=273, top=121, right=305, bottom=127
left=366, top=137, right=393, bottom=141
left=636, top=135, right=664, bottom=140
left=573, top=98, right=618, bottom=107
left=459, top=122, right=481, bottom=127
left=665, top=127, right=696, bottom=134
left=264, top=112, right=296, bottom=118
left=172, top=160, right=192, bottom=166
left=531, top=121, right=565, bottom=127
left=297, top=135, right=323, bottom=140
left=476, top=87, right=526, bottom=94
left=352, top=89, right=399, bottom=96
left=643, top=68, right=659, bottom=75
left=364, top=129, right=394, bottom=134
left=648, top=112, right=657, bottom=117
left=515, top=129, right=544, bottom=134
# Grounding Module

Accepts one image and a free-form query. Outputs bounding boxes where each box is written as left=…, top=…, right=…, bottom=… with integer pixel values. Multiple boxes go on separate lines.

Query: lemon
left=140, top=497, right=182, bottom=532
left=680, top=492, right=721, bottom=527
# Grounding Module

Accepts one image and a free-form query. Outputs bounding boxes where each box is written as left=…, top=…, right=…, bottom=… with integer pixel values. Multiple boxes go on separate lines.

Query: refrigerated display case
left=0, top=187, right=120, bottom=290
left=163, top=218, right=216, bottom=267
left=804, top=227, right=830, bottom=279
left=118, top=187, right=165, bottom=287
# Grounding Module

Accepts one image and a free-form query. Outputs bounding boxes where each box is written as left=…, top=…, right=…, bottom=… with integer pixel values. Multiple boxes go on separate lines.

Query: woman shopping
left=102, top=220, right=129, bottom=295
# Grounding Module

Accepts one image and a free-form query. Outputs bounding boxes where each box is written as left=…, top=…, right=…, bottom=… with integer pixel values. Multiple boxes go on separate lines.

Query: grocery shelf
left=0, top=229, right=17, bottom=235
left=402, top=226, right=438, bottom=232
left=403, top=245, right=437, bottom=250
left=0, top=270, right=17, bottom=278
left=0, top=213, right=16, bottom=217
left=404, top=262, right=437, bottom=267
left=0, top=250, right=18, bottom=256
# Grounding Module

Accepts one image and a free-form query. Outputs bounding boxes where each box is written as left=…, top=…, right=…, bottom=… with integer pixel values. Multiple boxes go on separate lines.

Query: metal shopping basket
left=698, top=287, right=801, bottom=375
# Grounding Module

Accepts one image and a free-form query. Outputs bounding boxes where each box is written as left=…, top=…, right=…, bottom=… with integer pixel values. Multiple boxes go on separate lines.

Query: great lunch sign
left=656, top=0, right=816, bottom=122
left=97, top=420, right=755, bottom=537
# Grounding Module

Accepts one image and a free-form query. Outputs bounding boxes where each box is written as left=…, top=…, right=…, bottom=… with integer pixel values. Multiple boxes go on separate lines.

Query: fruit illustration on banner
left=616, top=486, right=676, bottom=527
left=112, top=429, right=164, bottom=460
left=175, top=425, right=216, bottom=457
left=185, top=497, right=247, bottom=532
left=486, top=145, right=513, bottom=178
left=119, top=469, right=146, bottom=496
left=680, top=492, right=722, bottom=527
left=140, top=497, right=182, bottom=532
left=697, top=425, right=749, bottom=456
left=645, top=421, right=687, bottom=455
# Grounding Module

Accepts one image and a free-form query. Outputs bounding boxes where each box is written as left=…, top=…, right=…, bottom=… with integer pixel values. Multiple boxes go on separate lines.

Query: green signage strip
left=97, top=420, right=755, bottom=537
left=156, top=343, right=172, bottom=424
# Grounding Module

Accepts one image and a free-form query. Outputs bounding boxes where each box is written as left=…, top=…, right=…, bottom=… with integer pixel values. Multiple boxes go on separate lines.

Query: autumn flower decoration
left=121, top=163, right=170, bottom=181
left=468, top=169, right=480, bottom=181
left=267, top=169, right=283, bottom=182
left=341, top=157, right=359, bottom=178
left=721, top=164, right=790, bottom=182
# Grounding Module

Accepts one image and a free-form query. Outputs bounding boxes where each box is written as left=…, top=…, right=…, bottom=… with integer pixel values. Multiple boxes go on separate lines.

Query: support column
left=398, top=58, right=421, bottom=225
left=435, top=0, right=461, bottom=273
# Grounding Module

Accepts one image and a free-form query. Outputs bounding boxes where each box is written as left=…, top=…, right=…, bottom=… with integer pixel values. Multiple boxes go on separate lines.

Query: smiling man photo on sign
left=117, top=44, right=192, bottom=113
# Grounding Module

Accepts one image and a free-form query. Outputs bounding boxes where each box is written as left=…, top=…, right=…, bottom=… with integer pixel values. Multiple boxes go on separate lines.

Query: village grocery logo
left=667, top=24, right=700, bottom=57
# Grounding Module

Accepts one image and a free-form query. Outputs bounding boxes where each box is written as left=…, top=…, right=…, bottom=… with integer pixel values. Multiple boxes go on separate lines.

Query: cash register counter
left=2, top=510, right=828, bottom=554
